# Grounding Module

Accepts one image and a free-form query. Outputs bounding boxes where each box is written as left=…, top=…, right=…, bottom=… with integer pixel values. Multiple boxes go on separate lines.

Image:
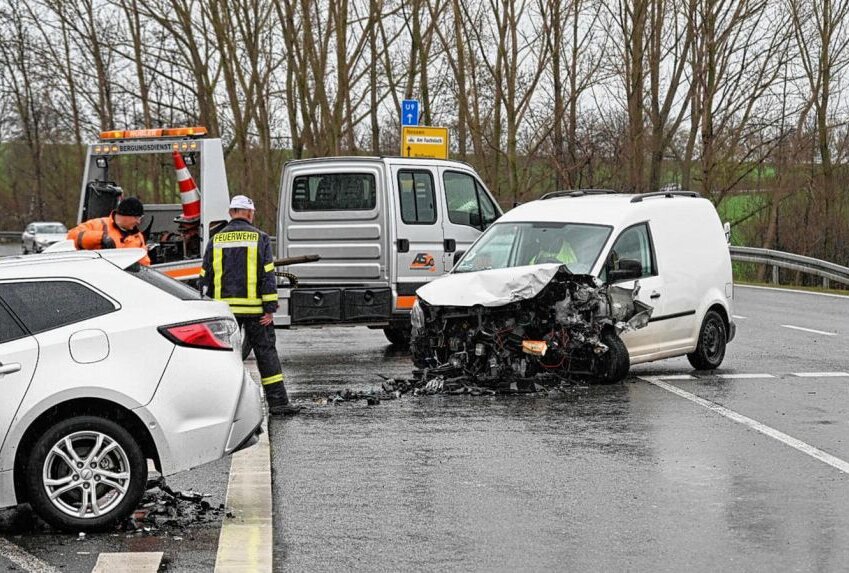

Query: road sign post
left=400, top=126, right=449, bottom=159
left=401, top=100, right=420, bottom=126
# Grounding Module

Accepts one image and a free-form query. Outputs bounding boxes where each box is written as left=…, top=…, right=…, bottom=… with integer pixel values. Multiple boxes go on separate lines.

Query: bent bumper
left=224, top=370, right=264, bottom=455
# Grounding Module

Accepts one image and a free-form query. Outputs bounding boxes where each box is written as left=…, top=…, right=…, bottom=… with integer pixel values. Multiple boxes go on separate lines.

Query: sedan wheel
left=25, top=416, right=147, bottom=531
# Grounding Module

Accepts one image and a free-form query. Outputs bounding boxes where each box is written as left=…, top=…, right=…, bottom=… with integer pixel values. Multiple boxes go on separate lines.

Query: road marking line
left=793, top=372, right=849, bottom=378
left=732, top=315, right=747, bottom=319
left=215, top=418, right=272, bottom=573
left=0, top=537, right=60, bottom=573
left=717, top=373, right=775, bottom=379
left=737, top=284, right=849, bottom=300
left=657, top=375, right=696, bottom=380
left=640, top=377, right=849, bottom=476
left=91, top=552, right=162, bottom=573
left=781, top=324, right=837, bottom=336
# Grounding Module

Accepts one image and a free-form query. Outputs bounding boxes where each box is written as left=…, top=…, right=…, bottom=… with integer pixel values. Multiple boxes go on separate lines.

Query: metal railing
left=729, top=246, right=849, bottom=288
left=0, top=231, right=19, bottom=241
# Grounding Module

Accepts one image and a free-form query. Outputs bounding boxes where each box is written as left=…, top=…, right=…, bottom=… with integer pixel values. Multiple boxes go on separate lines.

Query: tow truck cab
left=274, top=157, right=502, bottom=343
left=76, top=127, right=230, bottom=280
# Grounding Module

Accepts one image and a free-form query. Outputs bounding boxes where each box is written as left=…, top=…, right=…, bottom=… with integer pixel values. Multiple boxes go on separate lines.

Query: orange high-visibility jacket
left=67, top=216, right=151, bottom=266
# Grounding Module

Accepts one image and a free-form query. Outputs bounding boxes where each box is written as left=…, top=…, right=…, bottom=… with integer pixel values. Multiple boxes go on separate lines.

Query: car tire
left=383, top=326, right=411, bottom=347
left=24, top=416, right=148, bottom=532
left=687, top=310, right=727, bottom=370
left=597, top=330, right=630, bottom=384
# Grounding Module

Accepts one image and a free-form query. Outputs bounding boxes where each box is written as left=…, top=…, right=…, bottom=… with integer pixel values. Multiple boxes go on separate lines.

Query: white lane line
left=737, top=284, right=849, bottom=300
left=793, top=372, right=849, bottom=378
left=0, top=537, right=60, bottom=573
left=214, top=417, right=272, bottom=573
left=717, top=373, right=775, bottom=379
left=657, top=374, right=696, bottom=380
left=732, top=315, right=748, bottom=319
left=781, top=324, right=837, bottom=336
left=640, top=377, right=849, bottom=476
left=91, top=552, right=162, bottom=573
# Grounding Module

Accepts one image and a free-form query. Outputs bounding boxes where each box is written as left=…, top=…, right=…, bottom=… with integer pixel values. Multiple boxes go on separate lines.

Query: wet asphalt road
left=272, top=286, right=849, bottom=572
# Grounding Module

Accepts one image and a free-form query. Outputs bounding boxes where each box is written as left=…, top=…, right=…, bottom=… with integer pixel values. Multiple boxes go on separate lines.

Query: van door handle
left=0, top=362, right=21, bottom=375
left=397, top=239, right=409, bottom=253
left=650, top=292, right=661, bottom=299
left=443, top=239, right=456, bottom=252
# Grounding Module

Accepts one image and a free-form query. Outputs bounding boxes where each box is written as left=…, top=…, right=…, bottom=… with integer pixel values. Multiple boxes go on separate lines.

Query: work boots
left=264, top=383, right=301, bottom=416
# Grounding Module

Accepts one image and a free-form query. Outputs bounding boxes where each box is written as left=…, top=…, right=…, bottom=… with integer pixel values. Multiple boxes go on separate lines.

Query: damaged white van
left=412, top=190, right=735, bottom=383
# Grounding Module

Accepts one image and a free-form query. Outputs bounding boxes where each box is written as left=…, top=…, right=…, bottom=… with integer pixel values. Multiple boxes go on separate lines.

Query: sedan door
left=0, top=301, right=38, bottom=453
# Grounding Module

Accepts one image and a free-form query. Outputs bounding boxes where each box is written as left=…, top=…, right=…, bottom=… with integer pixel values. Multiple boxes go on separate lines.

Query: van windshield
left=454, top=222, right=612, bottom=275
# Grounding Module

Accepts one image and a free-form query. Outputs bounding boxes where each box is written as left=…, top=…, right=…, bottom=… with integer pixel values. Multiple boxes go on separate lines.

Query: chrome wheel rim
left=42, top=431, right=131, bottom=519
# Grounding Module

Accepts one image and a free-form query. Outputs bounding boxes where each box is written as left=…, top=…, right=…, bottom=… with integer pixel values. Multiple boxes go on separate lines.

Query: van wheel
left=383, top=326, right=411, bottom=347
left=687, top=310, right=727, bottom=370
left=24, top=416, right=147, bottom=532
left=596, top=331, right=630, bottom=384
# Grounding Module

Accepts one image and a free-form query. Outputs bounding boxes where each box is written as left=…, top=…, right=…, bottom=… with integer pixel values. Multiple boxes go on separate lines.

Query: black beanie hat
left=115, top=197, right=144, bottom=217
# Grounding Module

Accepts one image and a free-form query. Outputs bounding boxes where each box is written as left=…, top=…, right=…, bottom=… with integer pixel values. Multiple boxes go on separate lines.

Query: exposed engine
left=411, top=268, right=653, bottom=385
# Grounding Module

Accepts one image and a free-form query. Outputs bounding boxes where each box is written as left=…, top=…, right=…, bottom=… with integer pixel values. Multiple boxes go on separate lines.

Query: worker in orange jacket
left=66, top=197, right=151, bottom=265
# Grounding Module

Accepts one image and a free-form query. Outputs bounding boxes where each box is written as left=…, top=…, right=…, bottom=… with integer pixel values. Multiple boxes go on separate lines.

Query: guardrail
left=729, top=246, right=849, bottom=288
left=0, top=231, right=19, bottom=242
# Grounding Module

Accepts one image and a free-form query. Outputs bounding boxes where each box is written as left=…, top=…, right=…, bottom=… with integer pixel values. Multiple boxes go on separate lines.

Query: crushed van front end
left=411, top=266, right=652, bottom=386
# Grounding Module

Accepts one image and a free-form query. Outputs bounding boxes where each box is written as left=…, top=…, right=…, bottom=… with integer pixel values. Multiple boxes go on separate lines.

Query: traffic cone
left=172, top=151, right=201, bottom=223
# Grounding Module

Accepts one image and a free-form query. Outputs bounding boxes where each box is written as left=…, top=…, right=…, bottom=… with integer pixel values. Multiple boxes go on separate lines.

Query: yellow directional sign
left=401, top=126, right=449, bottom=159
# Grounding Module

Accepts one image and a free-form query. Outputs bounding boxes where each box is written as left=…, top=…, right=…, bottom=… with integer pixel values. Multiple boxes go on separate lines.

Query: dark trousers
left=237, top=316, right=288, bottom=403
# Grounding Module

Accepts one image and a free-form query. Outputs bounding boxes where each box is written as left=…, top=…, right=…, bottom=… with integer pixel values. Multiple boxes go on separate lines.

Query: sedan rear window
left=124, top=264, right=203, bottom=301
left=0, top=281, right=116, bottom=334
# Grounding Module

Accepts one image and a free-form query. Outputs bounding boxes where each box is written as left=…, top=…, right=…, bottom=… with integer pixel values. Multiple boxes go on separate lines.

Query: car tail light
left=158, top=317, right=238, bottom=351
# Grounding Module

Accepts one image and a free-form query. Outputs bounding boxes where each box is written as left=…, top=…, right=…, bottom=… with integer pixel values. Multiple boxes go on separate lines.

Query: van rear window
left=292, top=173, right=376, bottom=211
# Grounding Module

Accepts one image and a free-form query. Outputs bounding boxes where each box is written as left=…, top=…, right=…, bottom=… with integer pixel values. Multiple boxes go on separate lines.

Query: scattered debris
left=119, top=477, right=225, bottom=535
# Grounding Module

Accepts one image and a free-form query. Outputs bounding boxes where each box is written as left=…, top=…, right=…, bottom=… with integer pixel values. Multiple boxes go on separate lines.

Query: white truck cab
left=274, top=157, right=502, bottom=343
left=450, top=189, right=736, bottom=369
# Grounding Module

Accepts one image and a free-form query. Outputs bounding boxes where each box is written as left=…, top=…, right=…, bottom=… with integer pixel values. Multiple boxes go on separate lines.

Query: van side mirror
left=469, top=211, right=482, bottom=229
left=607, top=258, right=642, bottom=282
left=453, top=250, right=466, bottom=267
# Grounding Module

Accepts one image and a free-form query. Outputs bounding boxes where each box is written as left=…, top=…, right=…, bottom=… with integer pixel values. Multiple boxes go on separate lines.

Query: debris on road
left=119, top=478, right=225, bottom=535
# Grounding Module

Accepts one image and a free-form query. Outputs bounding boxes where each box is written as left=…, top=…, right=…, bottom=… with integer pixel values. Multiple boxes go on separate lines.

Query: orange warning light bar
left=99, top=126, right=208, bottom=141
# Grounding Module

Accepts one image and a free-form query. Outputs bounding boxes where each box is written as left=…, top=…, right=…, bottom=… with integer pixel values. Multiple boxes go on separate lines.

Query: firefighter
left=199, top=195, right=300, bottom=416
left=67, top=196, right=150, bottom=265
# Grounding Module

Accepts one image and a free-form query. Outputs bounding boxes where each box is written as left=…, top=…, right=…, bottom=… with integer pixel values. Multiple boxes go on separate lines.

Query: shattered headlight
left=410, top=298, right=425, bottom=329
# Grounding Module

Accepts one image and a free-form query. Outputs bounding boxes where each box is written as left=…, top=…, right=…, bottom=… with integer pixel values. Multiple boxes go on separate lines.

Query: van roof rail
left=630, top=190, right=701, bottom=203
left=540, top=189, right=617, bottom=200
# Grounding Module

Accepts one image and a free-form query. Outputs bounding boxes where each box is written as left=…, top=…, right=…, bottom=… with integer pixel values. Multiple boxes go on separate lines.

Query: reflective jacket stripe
left=229, top=305, right=264, bottom=315
left=246, top=245, right=258, bottom=300
left=264, top=262, right=274, bottom=272
left=75, top=230, right=85, bottom=250
left=261, top=293, right=278, bottom=302
left=212, top=248, right=223, bottom=299
left=100, top=219, right=109, bottom=247
left=221, top=297, right=263, bottom=305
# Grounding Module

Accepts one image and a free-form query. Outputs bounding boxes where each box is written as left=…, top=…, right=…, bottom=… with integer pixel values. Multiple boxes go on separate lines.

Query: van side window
left=291, top=173, right=377, bottom=211
left=398, top=170, right=437, bottom=224
left=443, top=171, right=498, bottom=229
left=605, top=223, right=656, bottom=280
left=0, top=301, right=26, bottom=343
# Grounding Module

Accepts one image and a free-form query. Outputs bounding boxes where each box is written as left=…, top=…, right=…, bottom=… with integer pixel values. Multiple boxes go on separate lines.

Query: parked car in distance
left=21, top=222, right=68, bottom=254
left=414, top=190, right=735, bottom=382
left=0, top=249, right=263, bottom=531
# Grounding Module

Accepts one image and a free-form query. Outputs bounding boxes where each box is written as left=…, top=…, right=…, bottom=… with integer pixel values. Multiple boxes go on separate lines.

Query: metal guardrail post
left=772, top=265, right=779, bottom=285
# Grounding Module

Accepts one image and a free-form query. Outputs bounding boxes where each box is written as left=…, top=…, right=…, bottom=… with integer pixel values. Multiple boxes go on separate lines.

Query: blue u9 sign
left=401, top=99, right=420, bottom=126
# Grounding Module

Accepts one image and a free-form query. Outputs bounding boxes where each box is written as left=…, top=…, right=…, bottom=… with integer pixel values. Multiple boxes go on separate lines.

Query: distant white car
left=21, top=222, right=68, bottom=254
left=0, top=249, right=263, bottom=531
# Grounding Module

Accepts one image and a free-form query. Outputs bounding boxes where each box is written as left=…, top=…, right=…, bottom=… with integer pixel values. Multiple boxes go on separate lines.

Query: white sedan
left=0, top=248, right=263, bottom=531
